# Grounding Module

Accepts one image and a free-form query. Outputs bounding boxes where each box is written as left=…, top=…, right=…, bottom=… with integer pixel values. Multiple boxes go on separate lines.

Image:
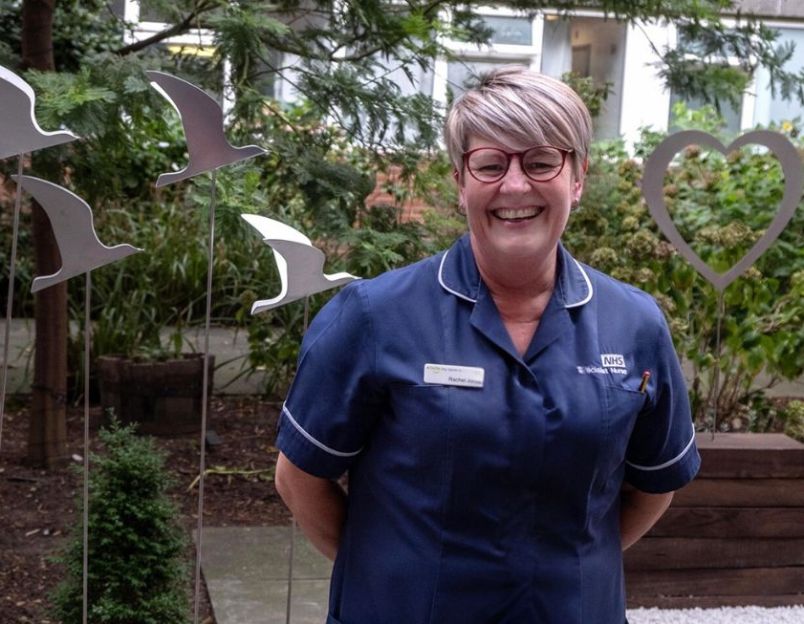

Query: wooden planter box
left=625, top=432, right=804, bottom=608
left=97, top=354, right=214, bottom=436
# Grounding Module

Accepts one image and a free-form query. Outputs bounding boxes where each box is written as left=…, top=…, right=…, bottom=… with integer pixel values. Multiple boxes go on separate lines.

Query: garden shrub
left=784, top=400, right=804, bottom=442
left=52, top=418, right=190, bottom=624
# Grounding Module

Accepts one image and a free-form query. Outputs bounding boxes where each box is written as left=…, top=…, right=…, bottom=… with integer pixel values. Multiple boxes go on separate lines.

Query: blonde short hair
left=444, top=66, right=592, bottom=180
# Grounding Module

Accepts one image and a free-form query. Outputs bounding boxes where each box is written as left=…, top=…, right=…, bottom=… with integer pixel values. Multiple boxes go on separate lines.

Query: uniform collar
left=438, top=234, right=594, bottom=309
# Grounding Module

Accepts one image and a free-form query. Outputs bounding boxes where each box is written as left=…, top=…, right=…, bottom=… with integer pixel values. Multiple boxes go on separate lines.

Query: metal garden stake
left=242, top=214, right=359, bottom=623
left=12, top=175, right=140, bottom=624
left=642, top=130, right=802, bottom=437
left=147, top=70, right=266, bottom=624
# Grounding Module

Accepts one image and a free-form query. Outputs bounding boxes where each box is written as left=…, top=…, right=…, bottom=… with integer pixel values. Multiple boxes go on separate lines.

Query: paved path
left=201, top=526, right=331, bottom=624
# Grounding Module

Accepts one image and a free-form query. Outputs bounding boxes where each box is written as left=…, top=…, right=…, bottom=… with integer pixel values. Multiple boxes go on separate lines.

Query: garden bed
left=625, top=432, right=804, bottom=608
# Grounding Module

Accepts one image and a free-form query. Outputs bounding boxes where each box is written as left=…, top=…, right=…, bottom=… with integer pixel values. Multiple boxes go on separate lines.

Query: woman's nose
left=499, top=156, right=531, bottom=192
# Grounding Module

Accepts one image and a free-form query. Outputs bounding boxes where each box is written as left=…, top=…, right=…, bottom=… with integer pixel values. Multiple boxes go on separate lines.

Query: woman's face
left=458, top=134, right=584, bottom=270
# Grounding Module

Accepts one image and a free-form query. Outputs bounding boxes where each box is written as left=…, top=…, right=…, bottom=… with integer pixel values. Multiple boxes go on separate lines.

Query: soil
left=0, top=395, right=291, bottom=624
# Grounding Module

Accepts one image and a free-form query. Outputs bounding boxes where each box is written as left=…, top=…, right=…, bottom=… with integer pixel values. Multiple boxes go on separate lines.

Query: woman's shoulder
left=579, top=262, right=667, bottom=325
left=352, top=250, right=446, bottom=303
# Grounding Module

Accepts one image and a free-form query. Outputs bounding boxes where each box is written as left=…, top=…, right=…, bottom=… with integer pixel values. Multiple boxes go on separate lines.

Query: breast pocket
left=381, top=383, right=452, bottom=470
left=601, top=385, right=647, bottom=478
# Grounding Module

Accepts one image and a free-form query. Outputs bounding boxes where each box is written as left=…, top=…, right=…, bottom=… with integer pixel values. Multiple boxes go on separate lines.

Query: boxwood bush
left=52, top=419, right=190, bottom=624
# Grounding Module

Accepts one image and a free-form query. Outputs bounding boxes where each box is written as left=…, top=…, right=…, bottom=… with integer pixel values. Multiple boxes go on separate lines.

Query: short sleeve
left=276, top=282, right=381, bottom=479
left=624, top=305, right=701, bottom=493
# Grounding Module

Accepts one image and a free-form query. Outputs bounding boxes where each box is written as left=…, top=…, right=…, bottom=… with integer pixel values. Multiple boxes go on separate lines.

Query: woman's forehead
left=466, top=133, right=545, bottom=152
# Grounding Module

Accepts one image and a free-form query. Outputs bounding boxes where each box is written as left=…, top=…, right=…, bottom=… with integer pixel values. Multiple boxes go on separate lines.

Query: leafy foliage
left=561, top=71, right=611, bottom=119
left=784, top=400, right=804, bottom=442
left=52, top=419, right=189, bottom=624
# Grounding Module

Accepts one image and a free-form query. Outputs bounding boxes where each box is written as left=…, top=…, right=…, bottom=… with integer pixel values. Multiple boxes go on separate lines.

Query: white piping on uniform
left=564, top=258, right=593, bottom=308
left=438, top=250, right=477, bottom=303
left=282, top=405, right=362, bottom=458
left=626, top=433, right=696, bottom=472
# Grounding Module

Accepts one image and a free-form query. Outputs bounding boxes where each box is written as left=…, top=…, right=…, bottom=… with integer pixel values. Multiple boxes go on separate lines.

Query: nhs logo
left=601, top=353, right=625, bottom=368
left=601, top=353, right=627, bottom=374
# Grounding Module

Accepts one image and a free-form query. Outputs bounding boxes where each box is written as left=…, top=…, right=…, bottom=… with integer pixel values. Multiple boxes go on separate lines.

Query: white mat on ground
left=627, top=606, right=804, bottom=624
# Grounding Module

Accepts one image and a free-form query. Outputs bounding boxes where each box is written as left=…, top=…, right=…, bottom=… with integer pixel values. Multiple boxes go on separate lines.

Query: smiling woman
left=273, top=66, right=700, bottom=624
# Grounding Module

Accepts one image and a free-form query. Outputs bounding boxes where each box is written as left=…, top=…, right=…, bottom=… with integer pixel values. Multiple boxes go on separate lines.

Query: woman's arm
left=274, top=452, right=347, bottom=561
left=620, top=483, right=673, bottom=551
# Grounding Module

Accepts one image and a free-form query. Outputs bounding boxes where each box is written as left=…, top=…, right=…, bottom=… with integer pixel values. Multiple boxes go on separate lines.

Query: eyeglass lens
left=467, top=147, right=565, bottom=182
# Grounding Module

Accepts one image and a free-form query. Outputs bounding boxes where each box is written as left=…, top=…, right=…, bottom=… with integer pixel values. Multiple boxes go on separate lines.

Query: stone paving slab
left=200, top=526, right=331, bottom=624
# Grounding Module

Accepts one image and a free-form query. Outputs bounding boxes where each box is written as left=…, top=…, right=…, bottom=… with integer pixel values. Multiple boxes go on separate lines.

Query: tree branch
left=114, top=0, right=218, bottom=56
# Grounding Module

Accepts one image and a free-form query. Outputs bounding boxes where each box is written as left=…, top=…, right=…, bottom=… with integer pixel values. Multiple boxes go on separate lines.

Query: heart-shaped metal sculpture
left=642, top=130, right=802, bottom=292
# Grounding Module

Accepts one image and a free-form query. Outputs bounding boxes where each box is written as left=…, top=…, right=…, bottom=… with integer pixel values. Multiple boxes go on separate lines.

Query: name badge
left=423, top=363, right=485, bottom=388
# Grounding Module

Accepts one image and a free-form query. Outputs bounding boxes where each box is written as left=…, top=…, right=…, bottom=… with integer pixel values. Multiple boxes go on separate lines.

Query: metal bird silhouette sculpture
left=12, top=176, right=141, bottom=292
left=241, top=215, right=359, bottom=313
left=0, top=65, right=78, bottom=159
left=146, top=71, right=265, bottom=187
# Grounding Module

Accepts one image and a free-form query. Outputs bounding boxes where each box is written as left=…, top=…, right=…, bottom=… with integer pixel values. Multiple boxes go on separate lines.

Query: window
left=110, top=0, right=126, bottom=18
left=668, top=91, right=743, bottom=135
left=139, top=0, right=177, bottom=23
left=753, top=26, right=804, bottom=127
left=668, top=25, right=745, bottom=136
left=483, top=15, right=533, bottom=46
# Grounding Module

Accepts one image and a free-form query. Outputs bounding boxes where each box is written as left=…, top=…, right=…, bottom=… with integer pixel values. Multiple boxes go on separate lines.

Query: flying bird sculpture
left=0, top=65, right=78, bottom=159
left=146, top=70, right=266, bottom=187
left=241, top=214, right=359, bottom=313
left=12, top=176, right=141, bottom=292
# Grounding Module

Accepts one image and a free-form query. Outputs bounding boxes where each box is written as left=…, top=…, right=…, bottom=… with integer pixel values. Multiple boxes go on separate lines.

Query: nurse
left=275, top=66, right=700, bottom=624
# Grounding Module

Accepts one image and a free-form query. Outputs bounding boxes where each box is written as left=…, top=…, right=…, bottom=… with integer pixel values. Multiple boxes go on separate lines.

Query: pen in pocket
left=638, top=370, right=651, bottom=394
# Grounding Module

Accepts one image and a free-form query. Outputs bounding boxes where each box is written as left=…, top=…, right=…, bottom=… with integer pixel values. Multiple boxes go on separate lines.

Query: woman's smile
left=491, top=206, right=545, bottom=221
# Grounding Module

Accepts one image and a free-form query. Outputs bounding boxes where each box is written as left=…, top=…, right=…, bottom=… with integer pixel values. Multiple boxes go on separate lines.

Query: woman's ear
left=456, top=178, right=467, bottom=215
left=572, top=177, right=585, bottom=206
left=572, top=159, right=588, bottom=204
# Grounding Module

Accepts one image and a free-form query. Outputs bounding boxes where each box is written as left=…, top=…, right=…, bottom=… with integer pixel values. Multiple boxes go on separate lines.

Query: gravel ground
left=627, top=606, right=804, bottom=623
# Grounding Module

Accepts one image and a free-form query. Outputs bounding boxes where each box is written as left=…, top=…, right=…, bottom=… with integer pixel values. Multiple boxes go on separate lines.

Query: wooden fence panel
left=625, top=537, right=804, bottom=570
left=648, top=507, right=804, bottom=538
left=627, top=567, right=804, bottom=597
left=673, top=478, right=804, bottom=507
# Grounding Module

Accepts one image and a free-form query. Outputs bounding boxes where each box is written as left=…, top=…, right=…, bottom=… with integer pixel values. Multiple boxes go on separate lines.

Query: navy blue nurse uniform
left=277, top=234, right=700, bottom=624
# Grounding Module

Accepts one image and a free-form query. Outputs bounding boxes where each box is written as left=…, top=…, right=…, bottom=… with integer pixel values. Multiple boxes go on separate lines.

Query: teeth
left=494, top=207, right=542, bottom=219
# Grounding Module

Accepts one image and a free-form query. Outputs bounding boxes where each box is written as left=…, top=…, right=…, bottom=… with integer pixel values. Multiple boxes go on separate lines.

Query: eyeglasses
left=463, top=146, right=572, bottom=183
